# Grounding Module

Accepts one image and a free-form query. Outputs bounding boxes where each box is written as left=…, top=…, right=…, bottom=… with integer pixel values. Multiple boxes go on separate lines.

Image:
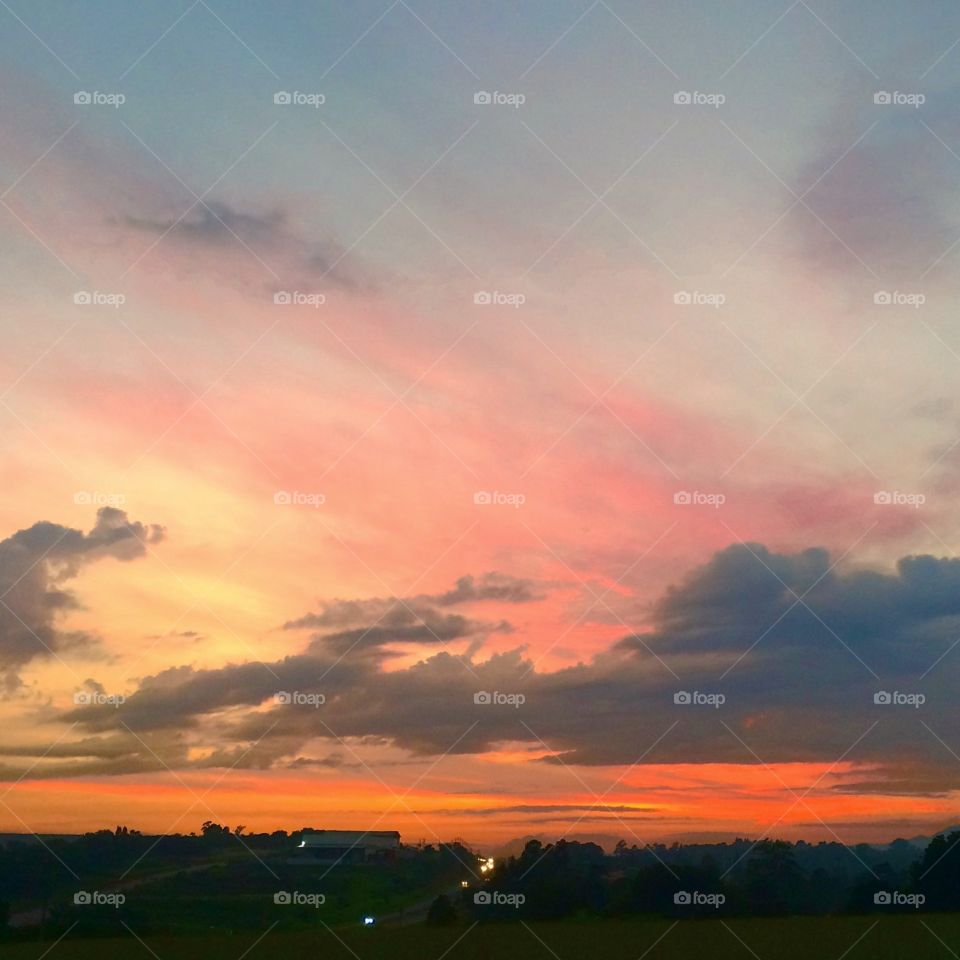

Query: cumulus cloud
left=0, top=508, right=164, bottom=690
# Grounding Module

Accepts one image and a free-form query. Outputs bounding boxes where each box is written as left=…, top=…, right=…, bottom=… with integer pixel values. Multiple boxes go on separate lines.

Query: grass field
left=7, top=914, right=960, bottom=959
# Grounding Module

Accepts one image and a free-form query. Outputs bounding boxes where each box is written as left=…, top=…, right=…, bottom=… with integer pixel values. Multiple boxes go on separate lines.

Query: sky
left=2, top=0, right=960, bottom=849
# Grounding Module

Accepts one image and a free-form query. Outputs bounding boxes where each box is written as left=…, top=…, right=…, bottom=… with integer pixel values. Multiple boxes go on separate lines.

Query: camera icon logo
left=473, top=491, right=492, bottom=505
left=474, top=891, right=492, bottom=904
left=673, top=291, right=692, bottom=305
left=74, top=291, right=92, bottom=305
left=74, top=91, right=92, bottom=105
left=873, top=491, right=892, bottom=505
left=275, top=692, right=292, bottom=704
left=673, top=91, right=692, bottom=105
left=474, top=91, right=492, bottom=105
left=674, top=891, right=691, bottom=905
left=474, top=691, right=492, bottom=705
left=274, top=491, right=292, bottom=505
left=273, top=291, right=292, bottom=305
left=673, top=491, right=692, bottom=505
left=674, top=691, right=692, bottom=705
left=874, top=891, right=892, bottom=904
left=73, top=691, right=93, bottom=705
left=473, top=291, right=492, bottom=305
left=274, top=891, right=292, bottom=904
left=874, top=291, right=892, bottom=305
left=274, top=91, right=292, bottom=105
left=74, top=891, right=92, bottom=905
left=874, top=691, right=892, bottom=705
left=874, top=91, right=892, bottom=105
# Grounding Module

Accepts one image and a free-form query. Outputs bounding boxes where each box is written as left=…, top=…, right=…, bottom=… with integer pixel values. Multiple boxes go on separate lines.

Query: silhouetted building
left=290, top=830, right=400, bottom=865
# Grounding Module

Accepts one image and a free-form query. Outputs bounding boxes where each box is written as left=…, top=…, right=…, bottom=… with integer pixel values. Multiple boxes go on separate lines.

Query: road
left=375, top=882, right=467, bottom=926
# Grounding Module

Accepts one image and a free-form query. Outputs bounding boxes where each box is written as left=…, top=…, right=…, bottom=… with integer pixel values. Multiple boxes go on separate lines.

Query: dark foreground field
left=7, top=915, right=960, bottom=959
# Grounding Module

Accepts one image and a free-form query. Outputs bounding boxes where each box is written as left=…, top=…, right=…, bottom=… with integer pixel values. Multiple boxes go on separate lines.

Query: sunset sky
left=3, top=0, right=960, bottom=850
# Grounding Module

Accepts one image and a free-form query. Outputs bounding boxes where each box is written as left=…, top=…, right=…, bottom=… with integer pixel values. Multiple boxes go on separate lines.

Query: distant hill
left=899, top=823, right=960, bottom=847
left=0, top=832, right=82, bottom=847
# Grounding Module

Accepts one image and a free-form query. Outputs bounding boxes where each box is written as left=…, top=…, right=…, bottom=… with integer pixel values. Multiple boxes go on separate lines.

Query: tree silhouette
left=743, top=840, right=805, bottom=915
left=913, top=830, right=960, bottom=910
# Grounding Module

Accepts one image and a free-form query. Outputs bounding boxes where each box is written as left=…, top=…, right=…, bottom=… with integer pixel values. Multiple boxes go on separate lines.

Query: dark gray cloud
left=304, top=614, right=512, bottom=656
left=282, top=571, right=537, bottom=656
left=435, top=573, right=545, bottom=606
left=123, top=202, right=284, bottom=246
left=120, top=199, right=368, bottom=293
left=286, top=572, right=542, bottom=631
left=62, top=654, right=362, bottom=733
left=0, top=508, right=164, bottom=690
left=0, top=727, right=187, bottom=780
left=20, top=545, right=960, bottom=793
